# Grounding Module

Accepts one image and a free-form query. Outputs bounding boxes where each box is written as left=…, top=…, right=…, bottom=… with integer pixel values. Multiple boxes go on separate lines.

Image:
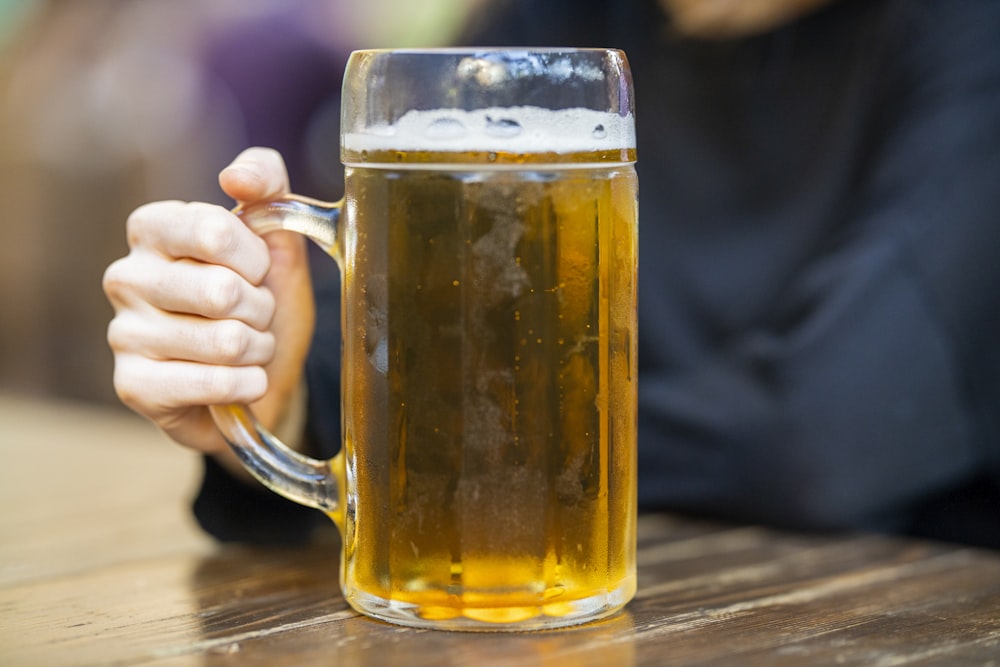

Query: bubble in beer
left=485, top=116, right=523, bottom=138
left=425, top=117, right=467, bottom=140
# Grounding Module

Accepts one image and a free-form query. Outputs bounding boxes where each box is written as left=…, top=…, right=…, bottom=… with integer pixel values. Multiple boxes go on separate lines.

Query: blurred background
left=0, top=0, right=486, bottom=406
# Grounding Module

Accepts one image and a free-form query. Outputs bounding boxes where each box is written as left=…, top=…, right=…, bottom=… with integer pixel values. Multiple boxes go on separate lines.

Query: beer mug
left=211, top=48, right=638, bottom=631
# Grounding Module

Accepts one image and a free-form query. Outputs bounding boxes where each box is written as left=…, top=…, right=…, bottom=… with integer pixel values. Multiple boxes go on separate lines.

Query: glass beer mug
left=210, top=48, right=638, bottom=631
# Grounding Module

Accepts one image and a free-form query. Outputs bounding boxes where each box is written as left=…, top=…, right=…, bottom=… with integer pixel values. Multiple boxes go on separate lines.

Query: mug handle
left=208, top=194, right=345, bottom=524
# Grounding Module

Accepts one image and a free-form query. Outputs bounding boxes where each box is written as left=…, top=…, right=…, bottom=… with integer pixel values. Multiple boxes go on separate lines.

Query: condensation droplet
left=592, top=124, right=607, bottom=139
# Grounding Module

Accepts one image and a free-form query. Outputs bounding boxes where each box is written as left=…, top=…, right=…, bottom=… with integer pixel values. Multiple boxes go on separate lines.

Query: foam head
left=343, top=106, right=635, bottom=158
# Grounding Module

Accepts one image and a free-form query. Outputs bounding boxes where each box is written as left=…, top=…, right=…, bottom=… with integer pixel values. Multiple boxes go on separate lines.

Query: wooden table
left=2, top=393, right=999, bottom=665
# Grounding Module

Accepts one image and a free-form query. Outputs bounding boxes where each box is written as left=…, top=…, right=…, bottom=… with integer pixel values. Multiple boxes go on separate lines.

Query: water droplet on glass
left=592, top=124, right=607, bottom=139
left=425, top=117, right=466, bottom=139
left=485, top=115, right=522, bottom=138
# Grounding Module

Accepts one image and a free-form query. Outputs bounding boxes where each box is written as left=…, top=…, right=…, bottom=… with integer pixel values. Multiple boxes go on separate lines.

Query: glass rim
left=340, top=46, right=635, bottom=160
left=348, top=47, right=627, bottom=57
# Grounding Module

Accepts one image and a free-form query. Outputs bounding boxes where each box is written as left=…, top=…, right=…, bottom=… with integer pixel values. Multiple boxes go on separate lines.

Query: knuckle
left=198, top=367, right=237, bottom=402
left=124, top=204, right=152, bottom=248
left=201, top=270, right=244, bottom=316
left=198, top=365, right=265, bottom=404
left=125, top=201, right=177, bottom=248
left=101, top=259, right=128, bottom=301
left=210, top=320, right=252, bottom=363
left=191, top=207, right=240, bottom=259
left=105, top=315, right=131, bottom=352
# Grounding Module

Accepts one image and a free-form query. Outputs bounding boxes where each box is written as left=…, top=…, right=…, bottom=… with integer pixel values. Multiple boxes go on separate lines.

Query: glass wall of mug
left=214, top=48, right=638, bottom=631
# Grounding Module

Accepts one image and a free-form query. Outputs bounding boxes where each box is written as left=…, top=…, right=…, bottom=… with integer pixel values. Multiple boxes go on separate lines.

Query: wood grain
left=2, top=394, right=998, bottom=666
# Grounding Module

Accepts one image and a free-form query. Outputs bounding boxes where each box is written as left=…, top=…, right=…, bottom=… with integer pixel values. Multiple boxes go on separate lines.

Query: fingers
left=218, top=146, right=291, bottom=204
left=102, top=195, right=281, bottom=453
left=113, top=354, right=268, bottom=413
left=111, top=352, right=268, bottom=456
left=103, top=147, right=309, bottom=457
left=107, top=308, right=276, bottom=367
left=105, top=252, right=276, bottom=331
left=125, top=200, right=271, bottom=285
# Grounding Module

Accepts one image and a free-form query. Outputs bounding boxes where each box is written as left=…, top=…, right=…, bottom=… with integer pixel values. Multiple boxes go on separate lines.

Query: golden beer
left=213, top=49, right=638, bottom=631
left=336, top=140, right=638, bottom=625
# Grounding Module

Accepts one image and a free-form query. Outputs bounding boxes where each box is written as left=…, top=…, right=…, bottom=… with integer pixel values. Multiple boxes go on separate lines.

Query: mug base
left=345, top=577, right=636, bottom=632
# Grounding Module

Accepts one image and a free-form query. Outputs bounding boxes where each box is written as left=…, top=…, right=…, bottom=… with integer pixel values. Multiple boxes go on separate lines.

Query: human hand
left=103, top=147, right=314, bottom=476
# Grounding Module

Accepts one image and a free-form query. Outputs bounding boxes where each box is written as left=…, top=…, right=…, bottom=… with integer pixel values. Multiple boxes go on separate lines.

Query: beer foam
left=343, top=106, right=635, bottom=156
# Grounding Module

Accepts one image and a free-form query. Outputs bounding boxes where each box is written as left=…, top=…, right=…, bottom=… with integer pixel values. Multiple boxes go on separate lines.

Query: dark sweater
left=195, top=0, right=1000, bottom=548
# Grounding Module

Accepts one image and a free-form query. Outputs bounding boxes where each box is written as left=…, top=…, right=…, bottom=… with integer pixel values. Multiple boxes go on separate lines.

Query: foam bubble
left=343, top=106, right=634, bottom=156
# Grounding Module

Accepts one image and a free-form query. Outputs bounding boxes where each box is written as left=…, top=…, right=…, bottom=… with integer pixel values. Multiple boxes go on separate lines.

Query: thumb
left=218, top=147, right=291, bottom=204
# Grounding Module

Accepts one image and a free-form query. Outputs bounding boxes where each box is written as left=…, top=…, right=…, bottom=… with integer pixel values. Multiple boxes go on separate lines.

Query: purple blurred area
left=0, top=0, right=482, bottom=404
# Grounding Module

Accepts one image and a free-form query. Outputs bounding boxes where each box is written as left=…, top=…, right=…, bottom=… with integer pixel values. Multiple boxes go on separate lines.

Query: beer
left=210, top=49, right=638, bottom=631
left=335, top=107, right=637, bottom=625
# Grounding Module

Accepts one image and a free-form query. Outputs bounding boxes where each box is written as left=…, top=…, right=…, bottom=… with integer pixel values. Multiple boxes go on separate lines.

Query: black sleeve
left=193, top=456, right=325, bottom=545
left=634, top=0, right=1000, bottom=545
left=191, top=0, right=1000, bottom=547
